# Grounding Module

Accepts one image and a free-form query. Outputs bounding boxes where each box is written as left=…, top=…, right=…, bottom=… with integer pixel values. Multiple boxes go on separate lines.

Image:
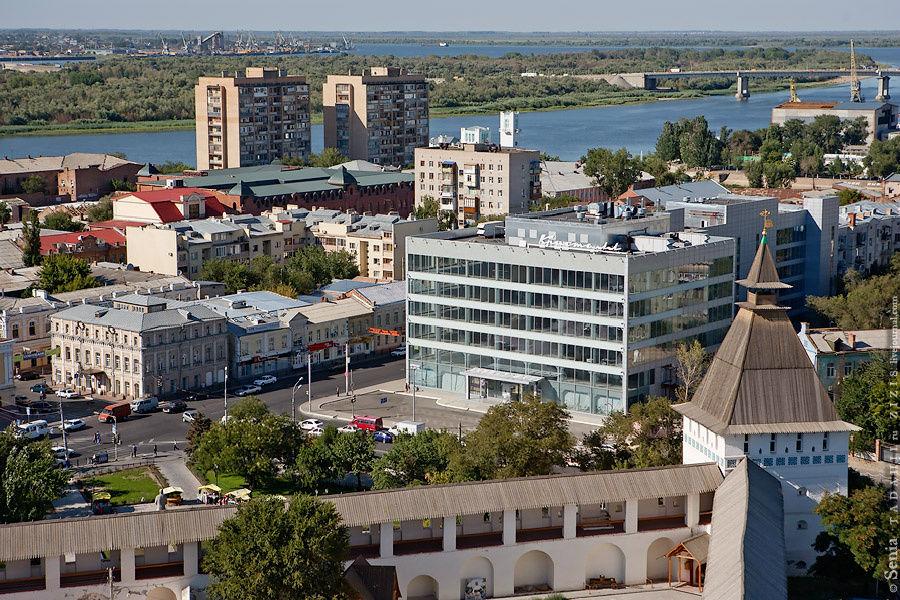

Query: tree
left=836, top=188, right=864, bottom=206
left=19, top=174, right=45, bottom=194
left=185, top=412, right=212, bottom=456
left=674, top=340, right=710, bottom=404
left=36, top=255, right=100, bottom=294
left=540, top=152, right=561, bottom=162
left=109, top=179, right=136, bottom=192
left=863, top=136, right=900, bottom=178
left=450, top=393, right=574, bottom=480
left=414, top=196, right=442, bottom=225
left=841, top=117, right=869, bottom=147
left=807, top=253, right=900, bottom=328
left=0, top=432, right=69, bottom=523
left=21, top=210, right=42, bottom=267
left=744, top=159, right=764, bottom=187
left=190, top=397, right=304, bottom=488
left=41, top=211, right=85, bottom=232
left=372, top=429, right=459, bottom=489
left=583, top=147, right=641, bottom=198
left=156, top=161, right=193, bottom=174
left=833, top=354, right=899, bottom=452
left=828, top=157, right=846, bottom=178
left=576, top=397, right=682, bottom=470
left=199, top=259, right=257, bottom=294
left=309, top=148, right=348, bottom=168
left=815, top=485, right=896, bottom=582
left=86, top=195, right=114, bottom=222
left=329, top=431, right=374, bottom=490
left=203, top=495, right=349, bottom=600
left=0, top=201, right=10, bottom=229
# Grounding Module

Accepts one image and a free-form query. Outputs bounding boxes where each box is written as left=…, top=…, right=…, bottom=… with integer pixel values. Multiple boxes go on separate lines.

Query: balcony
left=0, top=577, right=45, bottom=595
left=135, top=562, right=184, bottom=580
left=61, top=568, right=121, bottom=588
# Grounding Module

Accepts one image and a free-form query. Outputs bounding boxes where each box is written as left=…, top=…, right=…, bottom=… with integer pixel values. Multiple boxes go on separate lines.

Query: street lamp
left=223, top=366, right=228, bottom=422
left=409, top=364, right=420, bottom=422
left=291, top=376, right=304, bottom=422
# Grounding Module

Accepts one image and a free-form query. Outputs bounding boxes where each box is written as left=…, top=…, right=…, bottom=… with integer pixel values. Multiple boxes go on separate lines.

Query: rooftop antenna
left=850, top=39, right=863, bottom=103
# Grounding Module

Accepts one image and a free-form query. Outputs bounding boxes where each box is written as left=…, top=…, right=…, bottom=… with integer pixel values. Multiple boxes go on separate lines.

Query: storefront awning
left=79, top=367, right=104, bottom=376
left=462, top=367, right=543, bottom=386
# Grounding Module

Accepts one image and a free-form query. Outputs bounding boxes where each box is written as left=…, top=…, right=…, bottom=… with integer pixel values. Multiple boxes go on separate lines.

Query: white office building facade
left=406, top=210, right=736, bottom=414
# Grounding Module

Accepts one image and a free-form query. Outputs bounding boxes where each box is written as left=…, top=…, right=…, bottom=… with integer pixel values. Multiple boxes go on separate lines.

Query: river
left=0, top=50, right=894, bottom=164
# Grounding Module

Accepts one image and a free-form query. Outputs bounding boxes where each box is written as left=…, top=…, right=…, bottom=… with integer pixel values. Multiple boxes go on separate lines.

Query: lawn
left=83, top=467, right=165, bottom=506
left=201, top=470, right=345, bottom=497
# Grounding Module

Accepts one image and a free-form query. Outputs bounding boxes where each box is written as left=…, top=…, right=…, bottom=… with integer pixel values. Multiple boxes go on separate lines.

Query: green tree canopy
left=0, top=432, right=69, bottom=523
left=862, top=136, right=900, bottom=178
left=0, top=201, right=11, bottom=227
left=36, top=255, right=100, bottom=294
left=87, top=196, right=114, bottom=222
left=807, top=253, right=900, bottom=328
left=329, top=431, right=374, bottom=490
left=372, top=429, right=460, bottom=489
left=449, top=393, right=574, bottom=480
left=833, top=354, right=899, bottom=452
left=576, top=397, right=682, bottom=470
left=189, top=397, right=304, bottom=488
left=41, top=211, right=85, bottom=232
left=583, top=147, right=641, bottom=198
left=19, top=174, right=45, bottom=194
left=815, top=484, right=897, bottom=582
left=21, top=210, right=41, bottom=268
left=203, top=495, right=349, bottom=600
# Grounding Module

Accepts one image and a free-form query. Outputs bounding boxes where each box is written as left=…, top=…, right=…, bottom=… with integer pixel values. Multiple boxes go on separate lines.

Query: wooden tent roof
left=674, top=234, right=859, bottom=436
left=665, top=532, right=710, bottom=564
left=735, top=233, right=791, bottom=290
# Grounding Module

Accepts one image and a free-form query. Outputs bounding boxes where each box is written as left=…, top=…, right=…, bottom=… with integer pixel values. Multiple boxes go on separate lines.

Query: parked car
left=372, top=430, right=394, bottom=444
left=15, top=371, right=39, bottom=381
left=24, top=400, right=55, bottom=414
left=98, top=401, right=131, bottom=423
left=30, top=382, right=52, bottom=394
left=130, top=397, right=159, bottom=413
left=161, top=399, right=187, bottom=413
left=14, top=420, right=50, bottom=440
left=184, top=391, right=210, bottom=402
left=62, top=418, right=86, bottom=432
left=51, top=446, right=75, bottom=460
left=307, top=426, right=325, bottom=437
left=390, top=346, right=407, bottom=357
left=338, top=424, right=361, bottom=434
left=56, top=389, right=81, bottom=399
left=13, top=395, right=30, bottom=406
left=90, top=450, right=109, bottom=465
left=182, top=410, right=199, bottom=423
left=349, top=415, right=383, bottom=432
left=300, top=418, right=323, bottom=430
left=253, top=375, right=277, bottom=386
left=234, top=384, right=261, bottom=397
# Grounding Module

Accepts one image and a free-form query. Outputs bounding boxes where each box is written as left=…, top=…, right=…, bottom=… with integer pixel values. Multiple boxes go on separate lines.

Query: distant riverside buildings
left=771, top=100, right=898, bottom=144
left=414, top=143, right=542, bottom=227
left=137, top=164, right=414, bottom=217
left=0, top=153, right=140, bottom=204
left=323, top=67, right=429, bottom=167
left=195, top=67, right=311, bottom=170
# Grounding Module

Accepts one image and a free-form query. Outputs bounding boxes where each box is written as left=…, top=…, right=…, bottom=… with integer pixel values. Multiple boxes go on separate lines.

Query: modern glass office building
left=406, top=207, right=736, bottom=416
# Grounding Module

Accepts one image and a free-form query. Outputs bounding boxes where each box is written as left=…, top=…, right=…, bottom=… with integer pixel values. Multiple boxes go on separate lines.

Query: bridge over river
left=604, top=69, right=900, bottom=100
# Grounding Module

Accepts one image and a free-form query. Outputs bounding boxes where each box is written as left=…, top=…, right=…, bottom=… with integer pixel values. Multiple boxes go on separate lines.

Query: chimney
left=849, top=212, right=857, bottom=228
left=800, top=321, right=809, bottom=334
left=846, top=333, right=856, bottom=349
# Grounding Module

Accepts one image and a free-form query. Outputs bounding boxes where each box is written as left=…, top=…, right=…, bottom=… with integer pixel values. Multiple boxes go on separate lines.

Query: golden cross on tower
left=760, top=209, right=773, bottom=234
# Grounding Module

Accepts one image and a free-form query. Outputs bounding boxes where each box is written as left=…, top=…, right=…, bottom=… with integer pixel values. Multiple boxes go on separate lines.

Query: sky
left=4, top=0, right=899, bottom=32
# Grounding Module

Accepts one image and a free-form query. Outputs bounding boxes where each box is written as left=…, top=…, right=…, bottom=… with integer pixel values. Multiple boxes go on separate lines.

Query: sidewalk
left=50, top=486, right=91, bottom=519
left=154, top=453, right=203, bottom=501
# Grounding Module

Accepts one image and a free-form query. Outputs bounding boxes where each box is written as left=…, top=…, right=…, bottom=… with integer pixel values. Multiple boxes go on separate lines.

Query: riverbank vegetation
left=0, top=47, right=870, bottom=134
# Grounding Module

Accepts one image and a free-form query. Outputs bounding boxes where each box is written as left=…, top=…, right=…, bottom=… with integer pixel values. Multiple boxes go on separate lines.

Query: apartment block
left=836, top=200, right=900, bottom=275
left=323, top=67, right=429, bottom=167
left=51, top=294, right=229, bottom=399
left=0, top=153, right=140, bottom=203
left=406, top=207, right=736, bottom=414
left=415, top=143, right=541, bottom=227
left=195, top=67, right=311, bottom=170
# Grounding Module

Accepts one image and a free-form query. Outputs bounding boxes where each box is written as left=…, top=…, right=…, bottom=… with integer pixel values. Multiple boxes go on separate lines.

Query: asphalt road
left=1, top=356, right=408, bottom=465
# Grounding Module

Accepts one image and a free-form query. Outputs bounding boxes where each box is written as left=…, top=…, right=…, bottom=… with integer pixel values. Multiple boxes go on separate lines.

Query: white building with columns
left=674, top=229, right=859, bottom=572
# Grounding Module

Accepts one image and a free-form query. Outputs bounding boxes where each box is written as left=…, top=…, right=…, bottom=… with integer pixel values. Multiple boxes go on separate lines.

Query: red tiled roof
left=89, top=220, right=147, bottom=230
left=150, top=202, right=184, bottom=223
left=39, top=229, right=126, bottom=254
left=116, top=188, right=229, bottom=223
left=204, top=197, right=228, bottom=217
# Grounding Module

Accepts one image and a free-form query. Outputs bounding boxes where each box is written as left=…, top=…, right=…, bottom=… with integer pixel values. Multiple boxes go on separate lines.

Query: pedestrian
left=173, top=440, right=178, bottom=451
left=405, top=382, right=409, bottom=393
left=153, top=444, right=157, bottom=457
left=131, top=444, right=137, bottom=458
left=336, top=385, right=340, bottom=398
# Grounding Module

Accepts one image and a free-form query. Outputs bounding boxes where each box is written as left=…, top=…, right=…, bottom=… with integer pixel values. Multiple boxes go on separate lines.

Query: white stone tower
left=499, top=111, right=519, bottom=148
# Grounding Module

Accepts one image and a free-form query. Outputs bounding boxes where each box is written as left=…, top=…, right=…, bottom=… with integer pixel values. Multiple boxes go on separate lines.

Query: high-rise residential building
left=323, top=67, right=429, bottom=167
left=195, top=67, right=311, bottom=171
left=405, top=207, right=736, bottom=414
left=414, top=143, right=541, bottom=227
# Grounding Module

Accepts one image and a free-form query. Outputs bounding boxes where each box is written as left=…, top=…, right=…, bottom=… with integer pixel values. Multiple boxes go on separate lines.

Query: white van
left=130, top=397, right=159, bottom=413
left=15, top=420, right=50, bottom=440
left=390, top=420, right=425, bottom=436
